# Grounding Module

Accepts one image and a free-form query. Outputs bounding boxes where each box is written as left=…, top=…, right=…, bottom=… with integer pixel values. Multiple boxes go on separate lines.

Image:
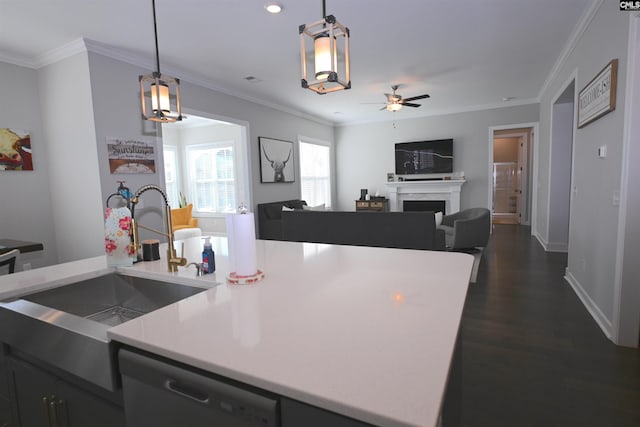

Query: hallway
left=461, top=225, right=640, bottom=426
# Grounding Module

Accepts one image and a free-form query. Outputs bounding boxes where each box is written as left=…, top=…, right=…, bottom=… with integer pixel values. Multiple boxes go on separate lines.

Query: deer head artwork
left=262, top=144, right=292, bottom=182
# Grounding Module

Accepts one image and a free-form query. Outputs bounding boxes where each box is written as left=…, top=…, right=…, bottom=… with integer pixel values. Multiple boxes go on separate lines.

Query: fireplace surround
left=386, top=179, right=465, bottom=214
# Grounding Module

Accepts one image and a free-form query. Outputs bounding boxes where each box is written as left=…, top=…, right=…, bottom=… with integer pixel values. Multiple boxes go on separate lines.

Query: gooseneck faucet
left=130, top=184, right=186, bottom=272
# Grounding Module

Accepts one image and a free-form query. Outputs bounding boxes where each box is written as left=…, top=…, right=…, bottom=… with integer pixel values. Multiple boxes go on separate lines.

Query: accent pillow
left=435, top=211, right=443, bottom=227
left=302, top=203, right=326, bottom=211
left=282, top=206, right=295, bottom=212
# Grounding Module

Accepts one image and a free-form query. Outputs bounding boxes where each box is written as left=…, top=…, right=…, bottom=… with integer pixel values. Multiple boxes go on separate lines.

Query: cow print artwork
left=259, top=137, right=295, bottom=183
left=0, top=128, right=32, bottom=171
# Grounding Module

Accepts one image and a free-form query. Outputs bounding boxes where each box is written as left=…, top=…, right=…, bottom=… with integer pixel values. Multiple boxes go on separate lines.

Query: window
left=163, top=145, right=179, bottom=207
left=186, top=142, right=236, bottom=213
left=299, top=140, right=332, bottom=208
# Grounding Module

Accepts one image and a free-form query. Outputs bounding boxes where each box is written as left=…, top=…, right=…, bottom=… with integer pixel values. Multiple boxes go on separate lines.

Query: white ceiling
left=0, top=0, right=594, bottom=125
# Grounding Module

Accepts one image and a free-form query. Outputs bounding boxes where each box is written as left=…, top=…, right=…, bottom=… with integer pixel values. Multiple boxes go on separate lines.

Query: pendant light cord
left=152, top=0, right=161, bottom=74
left=322, top=0, right=326, bottom=18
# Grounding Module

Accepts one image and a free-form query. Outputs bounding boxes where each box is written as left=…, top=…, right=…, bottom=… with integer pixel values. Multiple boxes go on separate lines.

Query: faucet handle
left=186, top=262, right=204, bottom=277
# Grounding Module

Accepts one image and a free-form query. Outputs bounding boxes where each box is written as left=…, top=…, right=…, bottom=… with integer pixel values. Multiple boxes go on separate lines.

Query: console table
left=355, top=199, right=389, bottom=212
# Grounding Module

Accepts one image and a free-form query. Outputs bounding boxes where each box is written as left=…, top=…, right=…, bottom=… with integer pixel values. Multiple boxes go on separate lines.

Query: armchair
left=439, top=208, right=491, bottom=250
left=170, top=204, right=199, bottom=233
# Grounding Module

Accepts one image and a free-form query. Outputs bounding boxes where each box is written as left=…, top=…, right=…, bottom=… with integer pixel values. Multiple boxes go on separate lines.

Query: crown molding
left=337, top=98, right=540, bottom=127
left=0, top=51, right=38, bottom=69
left=538, top=0, right=604, bottom=98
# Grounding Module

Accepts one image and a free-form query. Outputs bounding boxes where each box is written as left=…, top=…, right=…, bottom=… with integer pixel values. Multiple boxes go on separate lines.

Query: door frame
left=487, top=122, right=538, bottom=231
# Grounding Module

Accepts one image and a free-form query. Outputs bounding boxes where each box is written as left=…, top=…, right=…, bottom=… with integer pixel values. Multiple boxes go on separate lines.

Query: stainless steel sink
left=0, top=273, right=209, bottom=391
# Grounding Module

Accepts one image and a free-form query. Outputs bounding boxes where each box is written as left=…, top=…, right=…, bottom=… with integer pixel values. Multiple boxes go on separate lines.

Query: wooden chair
left=0, top=249, right=19, bottom=275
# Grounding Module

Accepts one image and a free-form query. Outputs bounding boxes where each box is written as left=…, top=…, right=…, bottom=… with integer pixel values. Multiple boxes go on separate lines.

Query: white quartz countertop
left=0, top=236, right=473, bottom=427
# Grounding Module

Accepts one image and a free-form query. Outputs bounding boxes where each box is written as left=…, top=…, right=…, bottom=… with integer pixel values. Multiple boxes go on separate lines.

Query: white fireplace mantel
left=385, top=179, right=466, bottom=214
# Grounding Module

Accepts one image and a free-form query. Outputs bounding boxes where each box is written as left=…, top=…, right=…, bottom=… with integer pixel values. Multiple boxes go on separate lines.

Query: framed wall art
left=0, top=128, right=32, bottom=171
left=259, top=137, right=295, bottom=183
left=578, top=59, right=618, bottom=128
left=107, top=137, right=157, bottom=174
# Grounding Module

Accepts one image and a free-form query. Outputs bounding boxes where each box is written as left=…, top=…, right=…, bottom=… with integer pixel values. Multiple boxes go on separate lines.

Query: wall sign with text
left=578, top=59, right=618, bottom=129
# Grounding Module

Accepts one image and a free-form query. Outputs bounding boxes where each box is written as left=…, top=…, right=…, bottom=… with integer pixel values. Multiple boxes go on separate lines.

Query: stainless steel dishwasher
left=119, top=348, right=280, bottom=426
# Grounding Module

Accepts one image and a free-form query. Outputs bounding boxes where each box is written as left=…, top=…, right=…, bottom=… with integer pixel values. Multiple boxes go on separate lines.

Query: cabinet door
left=281, top=398, right=374, bottom=427
left=56, top=380, right=124, bottom=427
left=8, top=356, right=125, bottom=427
left=7, top=357, right=57, bottom=427
left=0, top=347, right=13, bottom=427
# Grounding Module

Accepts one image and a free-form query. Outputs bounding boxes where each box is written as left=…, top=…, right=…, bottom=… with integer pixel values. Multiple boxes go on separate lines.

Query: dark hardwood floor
left=461, top=224, right=640, bottom=427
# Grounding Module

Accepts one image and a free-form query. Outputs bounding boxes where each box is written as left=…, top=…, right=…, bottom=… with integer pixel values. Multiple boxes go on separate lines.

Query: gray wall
left=537, top=2, right=630, bottom=340
left=0, top=61, right=57, bottom=269
left=38, top=52, right=104, bottom=263
left=547, top=101, right=573, bottom=250
left=335, top=104, right=539, bottom=211
left=617, top=13, right=640, bottom=347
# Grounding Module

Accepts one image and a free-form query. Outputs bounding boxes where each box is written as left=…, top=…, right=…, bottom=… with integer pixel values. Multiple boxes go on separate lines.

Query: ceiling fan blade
left=379, top=106, right=388, bottom=111
left=402, top=94, right=430, bottom=102
left=401, top=102, right=421, bottom=108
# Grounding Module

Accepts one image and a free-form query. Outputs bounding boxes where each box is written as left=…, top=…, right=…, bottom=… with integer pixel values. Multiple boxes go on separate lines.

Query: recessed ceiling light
left=264, top=2, right=283, bottom=13
left=502, top=96, right=516, bottom=102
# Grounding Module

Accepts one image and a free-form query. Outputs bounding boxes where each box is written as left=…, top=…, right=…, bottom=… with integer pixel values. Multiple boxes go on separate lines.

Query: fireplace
left=385, top=179, right=465, bottom=214
left=403, top=200, right=446, bottom=214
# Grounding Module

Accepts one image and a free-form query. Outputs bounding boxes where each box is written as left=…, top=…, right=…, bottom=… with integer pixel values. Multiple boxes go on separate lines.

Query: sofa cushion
left=282, top=210, right=445, bottom=251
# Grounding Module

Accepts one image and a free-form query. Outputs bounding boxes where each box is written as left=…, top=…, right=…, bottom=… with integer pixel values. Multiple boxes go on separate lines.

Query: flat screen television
left=394, top=139, right=453, bottom=175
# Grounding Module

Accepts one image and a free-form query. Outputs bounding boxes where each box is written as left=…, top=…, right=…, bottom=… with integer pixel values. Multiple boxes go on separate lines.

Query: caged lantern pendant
left=139, top=0, right=182, bottom=122
left=299, top=0, right=351, bottom=94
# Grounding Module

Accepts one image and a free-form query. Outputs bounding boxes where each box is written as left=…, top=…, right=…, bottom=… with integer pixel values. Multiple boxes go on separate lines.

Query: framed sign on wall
left=578, top=59, right=618, bottom=128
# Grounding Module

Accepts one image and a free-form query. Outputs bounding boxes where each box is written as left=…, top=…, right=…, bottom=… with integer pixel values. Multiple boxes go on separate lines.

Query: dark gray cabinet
left=0, top=346, right=13, bottom=427
left=7, top=356, right=124, bottom=427
left=281, top=398, right=374, bottom=427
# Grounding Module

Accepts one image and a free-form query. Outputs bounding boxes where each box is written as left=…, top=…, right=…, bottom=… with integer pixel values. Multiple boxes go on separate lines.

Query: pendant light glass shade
left=139, top=0, right=182, bottom=123
left=299, top=1, right=350, bottom=94
left=151, top=82, right=170, bottom=113
left=313, top=34, right=337, bottom=80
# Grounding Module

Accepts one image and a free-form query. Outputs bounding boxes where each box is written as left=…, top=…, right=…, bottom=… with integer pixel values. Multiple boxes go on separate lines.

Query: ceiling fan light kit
left=139, top=0, right=182, bottom=123
left=379, top=85, right=430, bottom=112
left=299, top=0, right=350, bottom=94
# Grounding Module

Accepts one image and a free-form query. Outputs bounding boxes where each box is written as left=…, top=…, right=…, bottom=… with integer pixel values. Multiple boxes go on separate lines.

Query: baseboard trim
left=532, top=232, right=568, bottom=252
left=545, top=241, right=568, bottom=252
left=565, top=270, right=613, bottom=340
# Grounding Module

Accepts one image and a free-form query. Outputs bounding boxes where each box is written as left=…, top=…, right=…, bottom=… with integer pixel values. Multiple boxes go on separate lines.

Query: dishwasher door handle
left=165, top=379, right=210, bottom=404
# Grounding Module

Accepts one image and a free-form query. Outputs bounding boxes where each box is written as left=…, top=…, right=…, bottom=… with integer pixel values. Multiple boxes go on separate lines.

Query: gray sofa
left=257, top=200, right=307, bottom=240
left=282, top=210, right=445, bottom=251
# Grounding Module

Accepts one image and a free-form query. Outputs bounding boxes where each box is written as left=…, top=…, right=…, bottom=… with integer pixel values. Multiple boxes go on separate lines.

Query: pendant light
left=139, top=0, right=182, bottom=122
left=299, top=0, right=351, bottom=94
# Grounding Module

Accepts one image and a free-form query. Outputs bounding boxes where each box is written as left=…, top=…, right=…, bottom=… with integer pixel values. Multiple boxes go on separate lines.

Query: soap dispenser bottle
left=202, top=237, right=215, bottom=274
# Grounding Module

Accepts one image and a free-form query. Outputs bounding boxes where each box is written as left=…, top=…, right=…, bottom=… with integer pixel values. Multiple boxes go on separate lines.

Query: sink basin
left=0, top=273, right=209, bottom=391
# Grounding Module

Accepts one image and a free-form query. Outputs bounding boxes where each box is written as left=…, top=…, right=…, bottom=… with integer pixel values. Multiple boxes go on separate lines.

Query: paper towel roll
left=226, top=212, right=258, bottom=277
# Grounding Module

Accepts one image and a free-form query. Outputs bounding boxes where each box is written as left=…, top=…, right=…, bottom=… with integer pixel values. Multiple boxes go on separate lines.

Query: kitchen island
left=0, top=236, right=473, bottom=427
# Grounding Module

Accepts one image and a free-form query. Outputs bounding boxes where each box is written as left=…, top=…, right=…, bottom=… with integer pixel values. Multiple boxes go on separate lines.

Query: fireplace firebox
left=403, top=200, right=446, bottom=214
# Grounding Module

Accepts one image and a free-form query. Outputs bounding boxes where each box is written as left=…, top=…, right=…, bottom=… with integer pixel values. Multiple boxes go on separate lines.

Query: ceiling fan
left=379, top=85, right=430, bottom=112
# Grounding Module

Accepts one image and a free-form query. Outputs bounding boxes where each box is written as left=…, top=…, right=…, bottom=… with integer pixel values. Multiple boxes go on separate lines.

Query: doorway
left=491, top=127, right=533, bottom=225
